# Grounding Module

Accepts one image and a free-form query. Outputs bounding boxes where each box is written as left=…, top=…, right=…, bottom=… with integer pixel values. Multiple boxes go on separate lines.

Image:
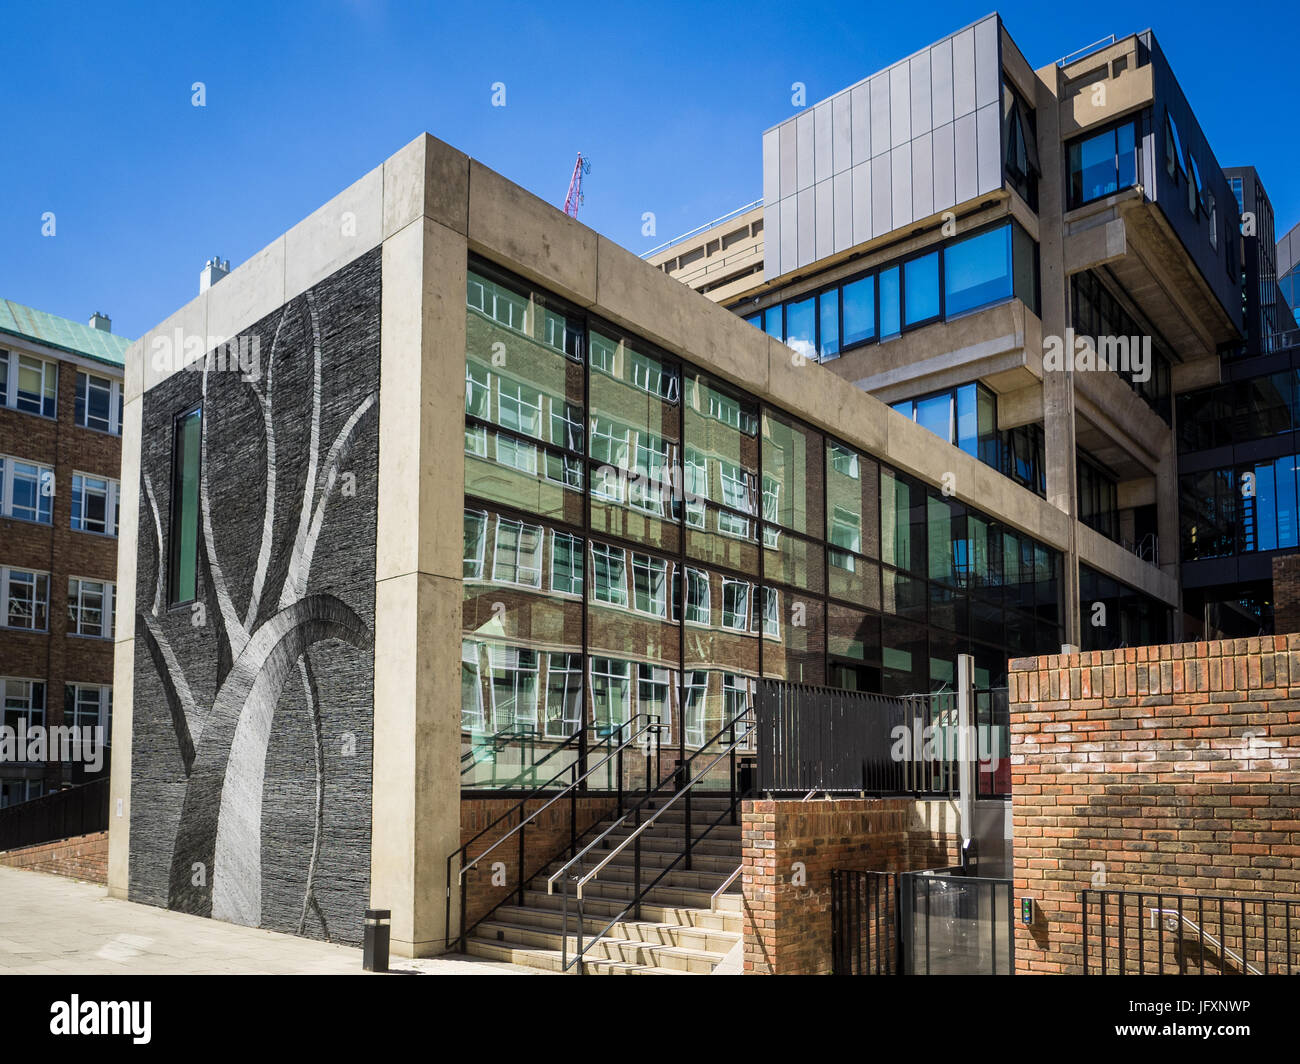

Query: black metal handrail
left=1082, top=887, right=1300, bottom=975
left=460, top=723, right=539, bottom=774
left=444, top=713, right=663, bottom=952
left=0, top=777, right=110, bottom=852
left=548, top=707, right=755, bottom=974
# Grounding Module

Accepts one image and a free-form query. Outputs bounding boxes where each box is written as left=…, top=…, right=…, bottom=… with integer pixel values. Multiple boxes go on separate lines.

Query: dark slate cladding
left=130, top=248, right=381, bottom=945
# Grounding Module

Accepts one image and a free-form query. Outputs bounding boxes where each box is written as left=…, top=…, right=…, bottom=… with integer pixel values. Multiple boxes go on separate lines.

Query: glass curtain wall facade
left=890, top=380, right=1046, bottom=497
left=742, top=220, right=1040, bottom=364
left=463, top=257, right=1063, bottom=790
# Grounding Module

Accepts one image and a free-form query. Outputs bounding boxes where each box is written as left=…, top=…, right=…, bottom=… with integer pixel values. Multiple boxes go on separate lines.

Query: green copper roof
left=0, top=299, right=130, bottom=368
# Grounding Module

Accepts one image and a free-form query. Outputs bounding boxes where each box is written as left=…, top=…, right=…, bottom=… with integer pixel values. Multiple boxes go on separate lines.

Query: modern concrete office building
left=652, top=15, right=1279, bottom=650
left=0, top=302, right=126, bottom=806
left=108, top=128, right=1096, bottom=960
left=1280, top=219, right=1300, bottom=318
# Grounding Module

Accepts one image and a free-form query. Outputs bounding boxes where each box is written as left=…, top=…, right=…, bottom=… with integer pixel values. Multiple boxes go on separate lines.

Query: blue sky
left=2, top=0, right=1296, bottom=340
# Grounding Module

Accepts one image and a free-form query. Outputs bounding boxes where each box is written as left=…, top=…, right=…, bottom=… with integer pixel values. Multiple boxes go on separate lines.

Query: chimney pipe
left=200, top=256, right=231, bottom=293
left=88, top=312, right=111, bottom=333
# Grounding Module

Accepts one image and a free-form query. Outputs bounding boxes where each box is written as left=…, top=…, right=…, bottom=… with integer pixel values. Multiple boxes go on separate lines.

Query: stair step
left=474, top=922, right=728, bottom=973
left=465, top=938, right=691, bottom=975
left=493, top=905, right=739, bottom=953
left=516, top=889, right=743, bottom=933
left=545, top=847, right=739, bottom=876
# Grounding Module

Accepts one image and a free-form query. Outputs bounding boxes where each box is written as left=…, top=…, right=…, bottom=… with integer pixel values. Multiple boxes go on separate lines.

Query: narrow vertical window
left=169, top=407, right=202, bottom=604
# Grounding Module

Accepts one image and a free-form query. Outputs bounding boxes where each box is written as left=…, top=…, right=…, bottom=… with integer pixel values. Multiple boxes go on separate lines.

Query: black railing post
left=459, top=867, right=468, bottom=952
left=517, top=818, right=526, bottom=906
left=729, top=716, right=737, bottom=826
left=633, top=830, right=642, bottom=922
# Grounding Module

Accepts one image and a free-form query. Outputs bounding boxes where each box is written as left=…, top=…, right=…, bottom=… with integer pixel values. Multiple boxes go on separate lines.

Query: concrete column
left=370, top=136, right=469, bottom=956
left=106, top=391, right=143, bottom=899
left=1034, top=66, right=1080, bottom=646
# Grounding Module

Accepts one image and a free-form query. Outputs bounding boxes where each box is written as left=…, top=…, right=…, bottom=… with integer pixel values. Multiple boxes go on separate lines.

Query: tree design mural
left=136, top=285, right=378, bottom=937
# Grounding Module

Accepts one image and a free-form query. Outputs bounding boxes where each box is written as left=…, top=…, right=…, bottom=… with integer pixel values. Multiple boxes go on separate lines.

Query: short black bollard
left=362, top=909, right=391, bottom=972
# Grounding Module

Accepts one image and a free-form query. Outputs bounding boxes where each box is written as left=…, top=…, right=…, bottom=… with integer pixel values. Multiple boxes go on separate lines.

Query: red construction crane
left=564, top=153, right=590, bottom=219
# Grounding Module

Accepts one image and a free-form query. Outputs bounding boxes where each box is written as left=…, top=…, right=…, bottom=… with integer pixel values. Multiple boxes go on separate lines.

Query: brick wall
left=0, top=830, right=108, bottom=883
left=457, top=795, right=620, bottom=936
left=741, top=798, right=960, bottom=975
left=0, top=357, right=120, bottom=792
left=1011, top=637, right=1300, bottom=975
left=1274, top=554, right=1300, bottom=634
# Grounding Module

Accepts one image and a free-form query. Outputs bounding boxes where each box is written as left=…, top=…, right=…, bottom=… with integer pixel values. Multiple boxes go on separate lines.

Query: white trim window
left=491, top=517, right=543, bottom=587
left=494, top=433, right=538, bottom=475
left=70, top=473, right=120, bottom=536
left=589, top=416, right=630, bottom=471
left=1, top=677, right=46, bottom=730
left=2, top=567, right=50, bottom=631
left=721, top=578, right=750, bottom=632
left=589, top=657, right=631, bottom=732
left=461, top=641, right=486, bottom=732
left=65, top=683, right=112, bottom=730
left=631, top=553, right=669, bottom=617
left=631, top=435, right=672, bottom=516
left=2, top=351, right=58, bottom=418
left=497, top=378, right=542, bottom=438
left=465, top=361, right=492, bottom=419
left=550, top=531, right=583, bottom=596
left=488, top=645, right=539, bottom=730
left=590, top=543, right=628, bottom=607
left=464, top=423, right=488, bottom=458
left=723, top=674, right=755, bottom=748
left=637, top=664, right=673, bottom=740
left=463, top=509, right=488, bottom=579
left=549, top=399, right=584, bottom=451
left=761, top=587, right=781, bottom=638
left=683, top=671, right=708, bottom=747
left=74, top=371, right=123, bottom=435
left=0, top=456, right=54, bottom=524
left=544, top=652, right=583, bottom=738
left=683, top=450, right=708, bottom=528
left=467, top=272, right=531, bottom=334
left=67, top=577, right=114, bottom=638
left=684, top=567, right=711, bottom=625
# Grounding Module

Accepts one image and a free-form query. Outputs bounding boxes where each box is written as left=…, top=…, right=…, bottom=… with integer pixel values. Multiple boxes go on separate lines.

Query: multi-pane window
left=463, top=509, right=487, bottom=578
left=1, top=352, right=58, bottom=418
left=497, top=378, right=542, bottom=437
left=684, top=567, right=711, bottom=625
left=637, top=664, right=672, bottom=733
left=590, top=657, right=631, bottom=731
left=492, top=517, right=543, bottom=587
left=1067, top=117, right=1138, bottom=209
left=761, top=587, right=781, bottom=638
left=67, top=577, right=114, bottom=638
left=461, top=641, right=485, bottom=731
left=75, top=371, right=123, bottom=434
left=631, top=553, right=669, bottom=617
left=169, top=408, right=202, bottom=604
left=721, top=578, right=749, bottom=630
left=489, top=645, right=539, bottom=729
left=65, top=683, right=112, bottom=730
left=0, top=456, right=54, bottom=523
left=2, top=567, right=50, bottom=630
left=591, top=543, right=628, bottom=606
left=544, top=653, right=583, bottom=737
left=71, top=473, right=120, bottom=536
left=1, top=678, right=45, bottom=730
left=550, top=531, right=583, bottom=595
left=683, top=671, right=708, bottom=746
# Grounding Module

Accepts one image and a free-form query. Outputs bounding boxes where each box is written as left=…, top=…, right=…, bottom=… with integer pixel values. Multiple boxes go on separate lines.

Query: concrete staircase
left=464, top=795, right=742, bottom=974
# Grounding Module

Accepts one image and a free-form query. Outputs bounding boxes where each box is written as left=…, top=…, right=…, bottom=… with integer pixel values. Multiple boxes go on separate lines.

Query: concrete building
left=1279, top=219, right=1300, bottom=318
left=0, top=301, right=126, bottom=805
left=650, top=16, right=1261, bottom=652
left=107, top=128, right=1107, bottom=964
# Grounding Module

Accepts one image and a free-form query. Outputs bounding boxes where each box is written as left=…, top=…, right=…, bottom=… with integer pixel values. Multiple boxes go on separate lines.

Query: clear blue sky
left=2, top=0, right=1296, bottom=340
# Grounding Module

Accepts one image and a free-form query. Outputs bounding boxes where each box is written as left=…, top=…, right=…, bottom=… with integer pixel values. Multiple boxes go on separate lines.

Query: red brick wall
left=1274, top=554, right=1300, bottom=635
left=741, top=798, right=960, bottom=975
left=1011, top=637, right=1300, bottom=975
left=0, top=356, right=120, bottom=791
left=456, top=796, right=619, bottom=935
left=0, top=829, right=108, bottom=882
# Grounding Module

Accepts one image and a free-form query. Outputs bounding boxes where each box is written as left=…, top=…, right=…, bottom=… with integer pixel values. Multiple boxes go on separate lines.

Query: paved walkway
left=0, top=866, right=540, bottom=975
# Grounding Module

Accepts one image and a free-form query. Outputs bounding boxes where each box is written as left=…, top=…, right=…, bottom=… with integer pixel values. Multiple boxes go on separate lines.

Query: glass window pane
left=944, top=225, right=1013, bottom=316
left=761, top=410, right=822, bottom=536
left=818, top=289, right=840, bottom=359
left=842, top=276, right=875, bottom=346
left=915, top=393, right=953, bottom=445
left=879, top=267, right=900, bottom=338
left=783, top=297, right=816, bottom=364
left=903, top=252, right=940, bottom=325
left=169, top=409, right=202, bottom=603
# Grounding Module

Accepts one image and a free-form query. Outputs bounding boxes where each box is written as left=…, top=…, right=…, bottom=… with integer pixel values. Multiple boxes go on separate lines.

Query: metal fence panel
left=0, top=778, right=110, bottom=852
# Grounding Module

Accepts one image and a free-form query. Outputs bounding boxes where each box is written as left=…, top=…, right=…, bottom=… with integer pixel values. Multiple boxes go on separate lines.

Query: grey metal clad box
left=763, top=13, right=1006, bottom=281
